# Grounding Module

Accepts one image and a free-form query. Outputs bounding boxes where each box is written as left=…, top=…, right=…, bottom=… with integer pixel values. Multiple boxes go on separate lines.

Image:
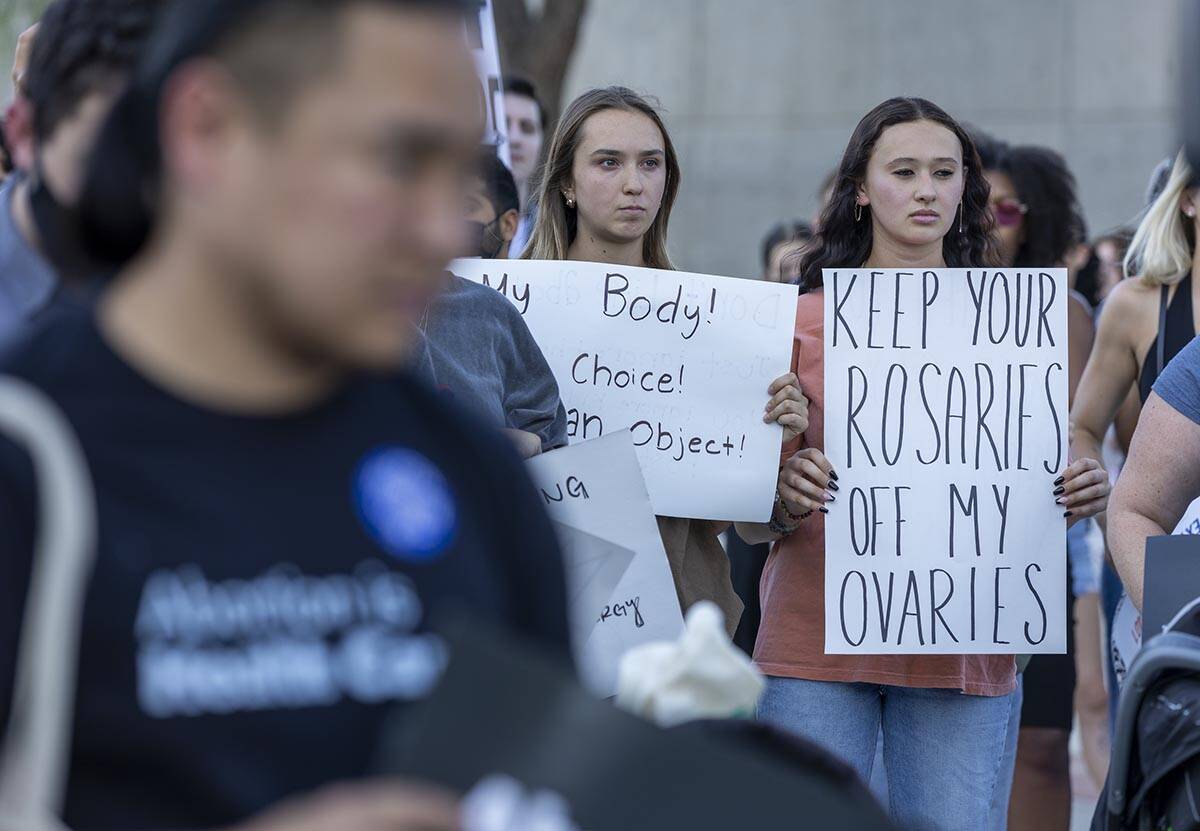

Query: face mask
left=464, top=217, right=506, bottom=259
left=28, top=165, right=93, bottom=281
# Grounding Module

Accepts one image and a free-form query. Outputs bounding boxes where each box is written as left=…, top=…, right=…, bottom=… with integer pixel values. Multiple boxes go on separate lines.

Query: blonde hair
left=1125, top=150, right=1197, bottom=286
left=521, top=86, right=680, bottom=270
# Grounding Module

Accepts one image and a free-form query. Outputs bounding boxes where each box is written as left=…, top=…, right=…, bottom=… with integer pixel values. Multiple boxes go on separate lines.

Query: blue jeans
left=986, top=674, right=1024, bottom=830
left=759, top=676, right=1016, bottom=831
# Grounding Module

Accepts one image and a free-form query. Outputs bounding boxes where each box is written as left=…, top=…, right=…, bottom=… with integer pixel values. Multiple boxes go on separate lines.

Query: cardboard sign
left=823, top=268, right=1069, bottom=654
left=526, top=432, right=684, bottom=695
left=454, top=258, right=800, bottom=521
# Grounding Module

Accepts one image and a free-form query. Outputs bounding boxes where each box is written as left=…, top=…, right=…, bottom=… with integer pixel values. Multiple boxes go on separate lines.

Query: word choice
left=570, top=352, right=685, bottom=394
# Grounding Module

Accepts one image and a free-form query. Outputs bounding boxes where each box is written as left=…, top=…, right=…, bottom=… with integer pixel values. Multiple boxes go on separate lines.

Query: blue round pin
left=353, top=447, right=458, bottom=562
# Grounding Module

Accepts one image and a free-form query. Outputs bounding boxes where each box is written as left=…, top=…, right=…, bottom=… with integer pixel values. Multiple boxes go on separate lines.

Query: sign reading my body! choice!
left=823, top=268, right=1069, bottom=655
left=452, top=259, right=801, bottom=522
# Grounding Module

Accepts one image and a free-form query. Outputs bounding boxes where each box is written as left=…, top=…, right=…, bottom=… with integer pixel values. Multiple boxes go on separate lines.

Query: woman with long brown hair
left=524, top=86, right=808, bottom=634
left=735, top=97, right=1110, bottom=830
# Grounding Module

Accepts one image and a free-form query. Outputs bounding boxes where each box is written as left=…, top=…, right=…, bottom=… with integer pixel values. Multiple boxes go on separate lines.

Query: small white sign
left=526, top=432, right=685, bottom=695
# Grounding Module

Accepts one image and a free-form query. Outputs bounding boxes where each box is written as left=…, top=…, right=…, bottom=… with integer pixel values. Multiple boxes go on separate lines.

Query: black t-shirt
left=0, top=304, right=569, bottom=830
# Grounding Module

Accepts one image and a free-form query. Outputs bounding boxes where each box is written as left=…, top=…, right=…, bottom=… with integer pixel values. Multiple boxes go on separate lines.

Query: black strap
left=1157, top=283, right=1170, bottom=378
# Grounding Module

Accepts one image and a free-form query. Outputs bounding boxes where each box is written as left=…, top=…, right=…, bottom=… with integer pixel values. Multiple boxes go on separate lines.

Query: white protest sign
left=823, top=268, right=1069, bottom=654
left=526, top=432, right=685, bottom=696
left=464, top=0, right=510, bottom=167
left=453, top=258, right=800, bottom=522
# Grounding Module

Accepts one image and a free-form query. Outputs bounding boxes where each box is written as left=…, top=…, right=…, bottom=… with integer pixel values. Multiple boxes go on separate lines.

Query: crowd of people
left=0, top=0, right=1195, bottom=829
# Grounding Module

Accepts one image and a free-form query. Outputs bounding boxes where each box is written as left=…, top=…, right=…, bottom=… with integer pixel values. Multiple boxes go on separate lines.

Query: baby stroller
left=1094, top=599, right=1200, bottom=830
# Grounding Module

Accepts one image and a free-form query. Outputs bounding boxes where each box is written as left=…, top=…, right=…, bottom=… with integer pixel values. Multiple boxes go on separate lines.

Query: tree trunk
left=493, top=0, right=589, bottom=124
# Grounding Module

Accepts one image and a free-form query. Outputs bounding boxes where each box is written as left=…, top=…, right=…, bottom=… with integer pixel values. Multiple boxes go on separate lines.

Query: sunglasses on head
left=992, top=199, right=1028, bottom=228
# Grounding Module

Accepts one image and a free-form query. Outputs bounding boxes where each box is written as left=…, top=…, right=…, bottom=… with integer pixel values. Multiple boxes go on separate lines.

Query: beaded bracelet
left=768, top=491, right=813, bottom=536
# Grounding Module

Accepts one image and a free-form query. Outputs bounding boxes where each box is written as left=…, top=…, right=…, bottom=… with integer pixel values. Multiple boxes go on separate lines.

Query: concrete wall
left=563, top=0, right=1184, bottom=278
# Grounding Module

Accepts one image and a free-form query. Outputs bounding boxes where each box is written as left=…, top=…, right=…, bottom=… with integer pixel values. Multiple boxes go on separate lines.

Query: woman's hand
left=778, top=448, right=837, bottom=517
left=502, top=428, right=543, bottom=460
left=1055, top=457, right=1110, bottom=528
left=764, top=373, right=809, bottom=444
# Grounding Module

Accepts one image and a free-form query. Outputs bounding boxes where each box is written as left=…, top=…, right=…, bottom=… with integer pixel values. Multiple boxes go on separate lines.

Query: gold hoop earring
left=855, top=203, right=863, bottom=222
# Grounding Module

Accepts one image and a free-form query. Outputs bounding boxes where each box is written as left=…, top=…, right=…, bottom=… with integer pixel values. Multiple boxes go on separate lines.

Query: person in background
left=0, top=0, right=570, bottom=828
left=521, top=85, right=808, bottom=637
left=0, top=1, right=160, bottom=343
left=1109, top=334, right=1200, bottom=607
left=1072, top=148, right=1199, bottom=677
left=738, top=97, right=1109, bottom=831
left=976, top=135, right=1101, bottom=830
left=415, top=149, right=568, bottom=458
left=760, top=219, right=814, bottom=283
left=1093, top=230, right=1134, bottom=305
left=503, top=75, right=547, bottom=257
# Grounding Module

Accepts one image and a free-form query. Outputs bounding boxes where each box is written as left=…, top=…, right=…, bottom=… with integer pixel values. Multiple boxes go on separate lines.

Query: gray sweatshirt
left=415, top=273, right=568, bottom=451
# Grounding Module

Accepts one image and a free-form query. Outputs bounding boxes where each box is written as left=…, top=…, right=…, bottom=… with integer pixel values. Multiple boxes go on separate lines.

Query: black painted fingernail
left=1054, top=476, right=1065, bottom=486
left=828, top=481, right=840, bottom=492
left=1053, top=486, right=1065, bottom=496
left=826, top=494, right=836, bottom=503
left=819, top=507, right=829, bottom=514
left=830, top=470, right=839, bottom=481
left=1063, top=511, right=1073, bottom=518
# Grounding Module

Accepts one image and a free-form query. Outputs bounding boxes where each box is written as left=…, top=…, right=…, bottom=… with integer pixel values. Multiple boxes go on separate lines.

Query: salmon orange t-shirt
left=753, top=289, right=1016, bottom=697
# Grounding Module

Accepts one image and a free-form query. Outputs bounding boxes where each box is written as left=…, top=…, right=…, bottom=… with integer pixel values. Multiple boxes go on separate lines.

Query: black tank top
left=1139, top=270, right=1196, bottom=403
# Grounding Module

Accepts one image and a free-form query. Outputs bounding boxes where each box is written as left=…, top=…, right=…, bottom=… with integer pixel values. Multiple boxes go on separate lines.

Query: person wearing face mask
left=414, top=149, right=568, bottom=459
left=0, top=1, right=160, bottom=343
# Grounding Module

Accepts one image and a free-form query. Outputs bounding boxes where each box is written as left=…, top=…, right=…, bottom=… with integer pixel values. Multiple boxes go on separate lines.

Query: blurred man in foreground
left=0, top=1, right=568, bottom=828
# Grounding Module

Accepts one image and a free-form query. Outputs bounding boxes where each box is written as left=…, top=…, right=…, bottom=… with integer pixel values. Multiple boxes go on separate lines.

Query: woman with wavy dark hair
left=736, top=98, right=1110, bottom=830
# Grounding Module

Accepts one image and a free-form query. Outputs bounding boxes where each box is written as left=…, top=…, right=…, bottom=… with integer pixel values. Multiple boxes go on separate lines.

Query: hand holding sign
left=764, top=372, right=809, bottom=444
left=778, top=448, right=837, bottom=517
left=1055, top=457, right=1110, bottom=522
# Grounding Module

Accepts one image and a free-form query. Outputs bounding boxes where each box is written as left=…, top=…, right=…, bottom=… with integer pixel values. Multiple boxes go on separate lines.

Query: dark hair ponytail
left=797, top=97, right=999, bottom=292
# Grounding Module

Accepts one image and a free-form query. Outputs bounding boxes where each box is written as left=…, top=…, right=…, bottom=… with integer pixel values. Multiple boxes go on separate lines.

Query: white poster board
left=526, top=432, right=685, bottom=696
left=465, top=0, right=510, bottom=166
left=454, top=258, right=800, bottom=521
left=823, top=268, right=1070, bottom=654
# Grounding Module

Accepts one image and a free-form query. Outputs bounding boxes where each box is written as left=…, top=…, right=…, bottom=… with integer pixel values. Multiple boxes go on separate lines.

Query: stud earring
left=565, top=195, right=575, bottom=208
